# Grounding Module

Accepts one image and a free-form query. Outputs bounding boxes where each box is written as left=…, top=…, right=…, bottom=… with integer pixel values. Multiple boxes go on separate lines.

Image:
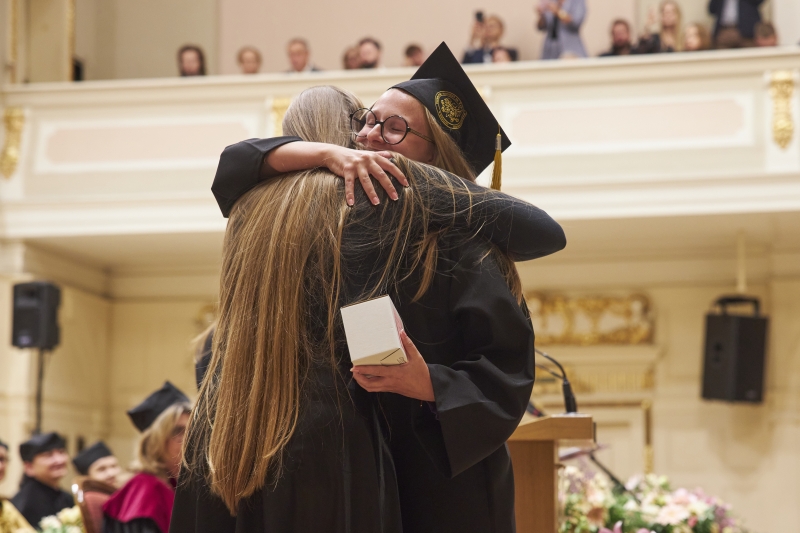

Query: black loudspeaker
left=702, top=295, right=767, bottom=403
left=12, top=282, right=61, bottom=350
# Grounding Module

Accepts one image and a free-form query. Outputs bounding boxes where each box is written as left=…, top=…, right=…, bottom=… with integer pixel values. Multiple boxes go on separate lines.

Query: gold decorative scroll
left=770, top=70, right=795, bottom=150
left=271, top=97, right=292, bottom=136
left=1, top=107, right=24, bottom=179
left=526, top=293, right=654, bottom=345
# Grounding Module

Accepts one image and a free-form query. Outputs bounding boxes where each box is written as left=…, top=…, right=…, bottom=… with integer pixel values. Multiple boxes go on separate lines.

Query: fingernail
left=391, top=193, right=399, bottom=201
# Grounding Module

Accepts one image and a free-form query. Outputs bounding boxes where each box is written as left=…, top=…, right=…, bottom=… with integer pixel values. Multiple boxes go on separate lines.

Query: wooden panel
left=509, top=440, right=558, bottom=533
left=509, top=414, right=594, bottom=441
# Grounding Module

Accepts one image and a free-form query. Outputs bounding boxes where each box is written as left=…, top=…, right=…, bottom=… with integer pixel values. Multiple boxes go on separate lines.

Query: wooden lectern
left=508, top=414, right=594, bottom=533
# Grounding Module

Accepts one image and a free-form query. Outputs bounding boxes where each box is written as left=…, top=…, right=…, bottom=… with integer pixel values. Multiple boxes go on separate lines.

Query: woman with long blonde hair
left=637, top=0, right=684, bottom=53
left=200, top=44, right=563, bottom=533
left=103, top=382, right=191, bottom=533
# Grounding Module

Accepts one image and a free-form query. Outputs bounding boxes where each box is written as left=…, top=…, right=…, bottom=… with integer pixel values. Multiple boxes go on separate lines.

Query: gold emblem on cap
left=434, top=91, right=467, bottom=130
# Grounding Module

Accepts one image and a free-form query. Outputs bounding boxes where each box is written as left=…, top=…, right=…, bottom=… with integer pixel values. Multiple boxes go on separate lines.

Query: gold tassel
left=490, top=128, right=502, bottom=191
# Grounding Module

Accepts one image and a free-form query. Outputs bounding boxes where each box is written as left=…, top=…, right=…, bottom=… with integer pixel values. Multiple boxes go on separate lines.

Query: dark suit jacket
left=462, top=47, right=518, bottom=64
left=708, top=0, right=764, bottom=39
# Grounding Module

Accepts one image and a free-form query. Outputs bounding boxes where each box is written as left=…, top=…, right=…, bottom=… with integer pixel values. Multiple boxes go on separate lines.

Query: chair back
left=72, top=477, right=117, bottom=533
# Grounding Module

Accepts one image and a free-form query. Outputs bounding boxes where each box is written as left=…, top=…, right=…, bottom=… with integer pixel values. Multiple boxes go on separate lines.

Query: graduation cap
left=19, top=432, right=67, bottom=462
left=127, top=381, right=190, bottom=433
left=392, top=42, right=511, bottom=189
left=72, top=441, right=114, bottom=475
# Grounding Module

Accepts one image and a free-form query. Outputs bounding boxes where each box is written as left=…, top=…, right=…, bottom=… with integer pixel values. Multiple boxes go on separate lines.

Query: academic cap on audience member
left=391, top=41, right=511, bottom=185
left=72, top=441, right=113, bottom=475
left=127, top=381, right=190, bottom=433
left=19, top=432, right=67, bottom=462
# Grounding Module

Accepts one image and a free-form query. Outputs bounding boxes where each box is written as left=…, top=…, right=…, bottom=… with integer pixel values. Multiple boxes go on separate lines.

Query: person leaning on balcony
left=178, top=45, right=206, bottom=76
left=635, top=1, right=683, bottom=53
left=708, top=0, right=763, bottom=47
left=0, top=439, right=34, bottom=533
left=536, top=0, right=588, bottom=59
left=753, top=22, right=778, bottom=47
left=10, top=433, right=74, bottom=530
left=600, top=19, right=633, bottom=56
left=286, top=38, right=320, bottom=73
left=684, top=23, right=713, bottom=51
left=237, top=46, right=262, bottom=74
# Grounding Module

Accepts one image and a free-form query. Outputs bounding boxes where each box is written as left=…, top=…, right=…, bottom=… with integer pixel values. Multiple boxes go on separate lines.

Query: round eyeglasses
left=350, top=108, right=434, bottom=145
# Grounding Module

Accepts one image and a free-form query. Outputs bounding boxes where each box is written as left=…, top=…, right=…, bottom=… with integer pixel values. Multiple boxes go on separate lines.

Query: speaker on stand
left=12, top=281, right=62, bottom=434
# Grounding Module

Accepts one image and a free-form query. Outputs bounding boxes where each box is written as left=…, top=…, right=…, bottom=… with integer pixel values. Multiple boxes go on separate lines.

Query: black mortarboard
left=127, top=381, right=190, bottom=433
left=392, top=42, right=511, bottom=181
left=19, top=432, right=67, bottom=462
left=72, top=441, right=113, bottom=475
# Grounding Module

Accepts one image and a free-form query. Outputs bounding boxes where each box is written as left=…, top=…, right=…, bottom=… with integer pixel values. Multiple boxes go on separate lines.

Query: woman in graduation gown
left=0, top=439, right=34, bottom=533
left=102, top=382, right=191, bottom=533
left=207, top=43, right=559, bottom=532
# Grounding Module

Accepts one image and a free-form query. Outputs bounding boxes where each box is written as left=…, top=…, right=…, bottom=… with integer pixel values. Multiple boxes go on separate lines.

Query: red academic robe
left=102, top=472, right=175, bottom=533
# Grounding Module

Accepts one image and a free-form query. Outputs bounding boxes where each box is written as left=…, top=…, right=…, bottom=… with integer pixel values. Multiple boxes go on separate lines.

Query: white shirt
left=720, top=0, right=739, bottom=26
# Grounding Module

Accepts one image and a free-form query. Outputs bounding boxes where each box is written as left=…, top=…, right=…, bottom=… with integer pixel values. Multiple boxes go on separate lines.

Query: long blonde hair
left=135, top=403, right=191, bottom=480
left=660, top=0, right=684, bottom=52
left=183, top=85, right=521, bottom=514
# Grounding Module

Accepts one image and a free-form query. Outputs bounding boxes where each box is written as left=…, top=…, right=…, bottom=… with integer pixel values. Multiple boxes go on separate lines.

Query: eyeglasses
left=350, top=108, right=434, bottom=145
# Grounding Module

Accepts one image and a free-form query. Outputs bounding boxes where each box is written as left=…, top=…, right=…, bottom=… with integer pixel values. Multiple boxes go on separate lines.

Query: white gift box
left=341, top=295, right=408, bottom=366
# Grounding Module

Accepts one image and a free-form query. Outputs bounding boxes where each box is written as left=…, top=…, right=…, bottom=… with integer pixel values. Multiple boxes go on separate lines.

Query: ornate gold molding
left=770, top=70, right=795, bottom=150
left=271, top=97, right=292, bottom=136
left=1, top=107, right=24, bottom=179
left=526, top=293, right=654, bottom=346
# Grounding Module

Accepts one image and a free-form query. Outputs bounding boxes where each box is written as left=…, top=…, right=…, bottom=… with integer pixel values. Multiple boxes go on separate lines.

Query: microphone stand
left=533, top=348, right=639, bottom=502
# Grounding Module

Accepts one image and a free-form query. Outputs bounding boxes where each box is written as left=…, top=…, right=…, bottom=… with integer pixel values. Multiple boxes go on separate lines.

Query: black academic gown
left=386, top=234, right=533, bottom=533
left=10, top=476, right=74, bottom=529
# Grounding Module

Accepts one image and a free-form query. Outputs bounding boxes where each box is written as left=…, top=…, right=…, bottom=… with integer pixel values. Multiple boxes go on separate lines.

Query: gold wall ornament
left=526, top=292, right=654, bottom=346
left=1, top=107, right=25, bottom=179
left=271, top=97, right=292, bottom=136
left=770, top=70, right=795, bottom=150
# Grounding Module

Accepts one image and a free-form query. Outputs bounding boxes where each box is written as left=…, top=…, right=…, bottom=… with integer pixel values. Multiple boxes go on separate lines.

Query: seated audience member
left=72, top=442, right=122, bottom=489
left=715, top=26, right=744, bottom=48
left=636, top=1, right=683, bottom=53
left=0, top=439, right=34, bottom=532
left=754, top=22, right=778, bottom=47
left=10, top=433, right=73, bottom=529
left=358, top=37, right=382, bottom=68
left=237, top=46, right=262, bottom=74
left=193, top=326, right=214, bottom=390
left=600, top=19, right=633, bottom=56
left=708, top=0, right=763, bottom=47
left=684, top=23, right=712, bottom=51
left=464, top=14, right=517, bottom=63
left=342, top=45, right=361, bottom=69
left=537, top=0, right=588, bottom=59
left=102, top=382, right=191, bottom=533
left=492, top=47, right=514, bottom=62
left=178, top=45, right=206, bottom=76
left=403, top=44, right=425, bottom=67
left=286, top=38, right=319, bottom=72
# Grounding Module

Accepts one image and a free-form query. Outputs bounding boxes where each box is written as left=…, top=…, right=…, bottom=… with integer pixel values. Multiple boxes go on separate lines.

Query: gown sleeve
left=212, top=138, right=566, bottom=260
left=414, top=237, right=535, bottom=478
left=211, top=136, right=302, bottom=217
left=409, top=164, right=566, bottom=261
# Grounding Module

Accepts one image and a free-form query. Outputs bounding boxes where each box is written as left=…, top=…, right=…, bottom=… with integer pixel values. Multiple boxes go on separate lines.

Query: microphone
left=534, top=347, right=578, bottom=413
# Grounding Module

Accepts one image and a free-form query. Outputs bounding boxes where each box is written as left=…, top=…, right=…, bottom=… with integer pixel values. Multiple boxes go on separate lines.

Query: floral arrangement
left=559, top=462, right=748, bottom=533
left=39, top=506, right=84, bottom=533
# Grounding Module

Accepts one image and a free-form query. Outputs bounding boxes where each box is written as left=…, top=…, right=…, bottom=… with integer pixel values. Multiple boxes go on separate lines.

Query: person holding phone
left=536, top=0, right=588, bottom=59
left=463, top=13, right=516, bottom=63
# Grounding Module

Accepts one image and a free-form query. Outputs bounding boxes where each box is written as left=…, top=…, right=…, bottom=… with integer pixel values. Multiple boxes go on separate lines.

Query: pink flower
left=688, top=516, right=698, bottom=527
left=599, top=521, right=623, bottom=533
left=636, top=529, right=651, bottom=533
